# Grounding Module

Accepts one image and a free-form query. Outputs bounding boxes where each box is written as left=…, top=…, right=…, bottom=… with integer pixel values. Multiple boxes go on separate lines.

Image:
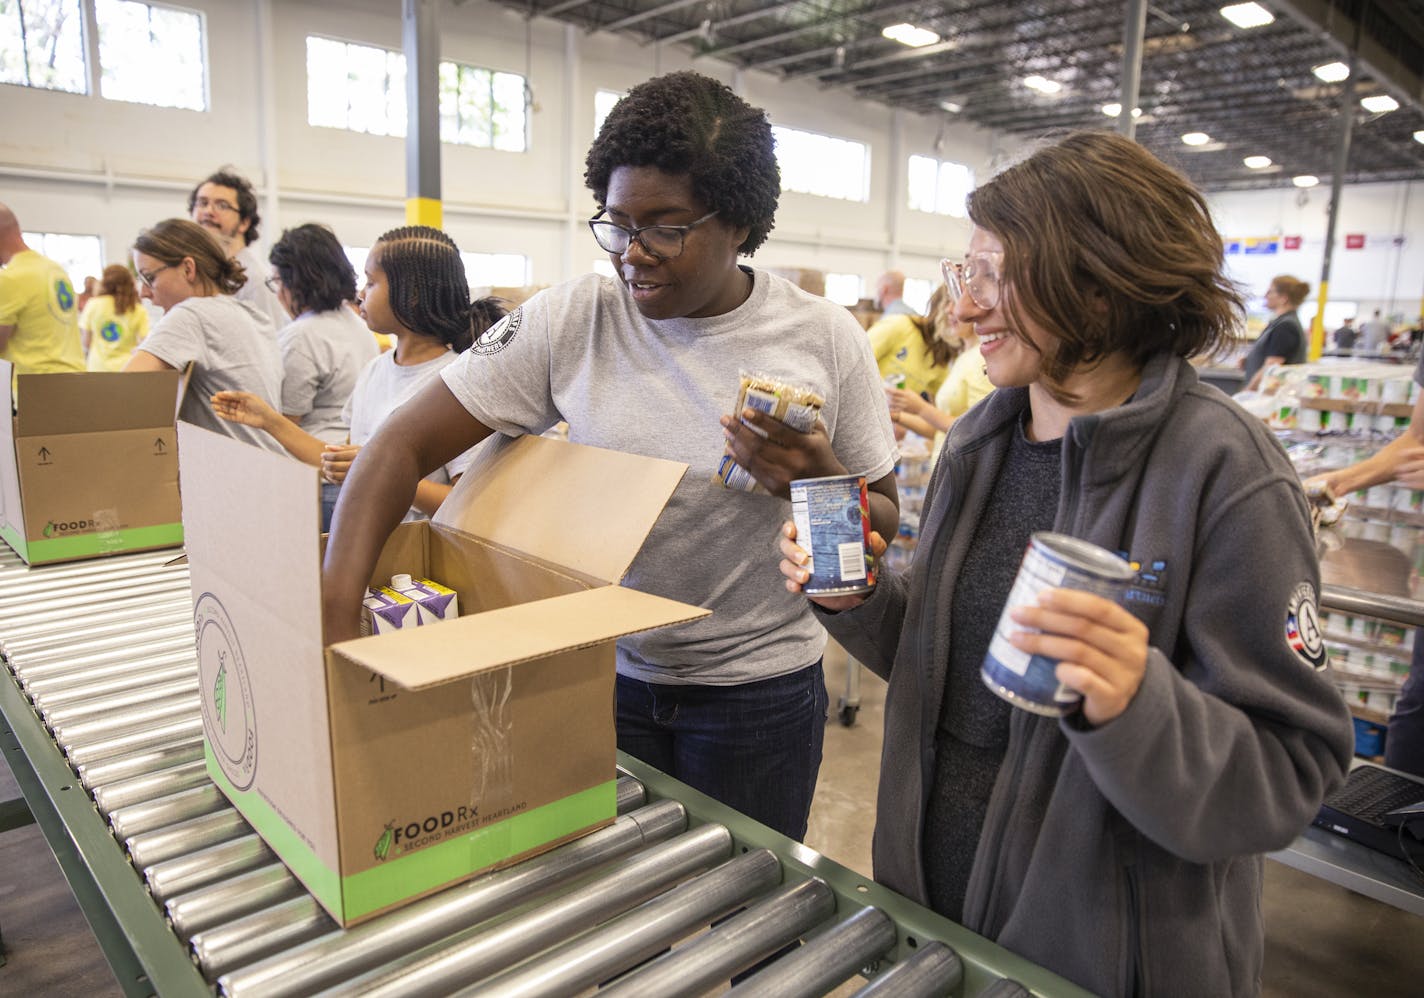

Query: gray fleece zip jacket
left=820, top=353, right=1353, bottom=997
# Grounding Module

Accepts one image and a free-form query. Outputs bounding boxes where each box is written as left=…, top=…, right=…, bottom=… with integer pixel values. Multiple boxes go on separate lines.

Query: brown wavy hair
left=132, top=218, right=246, bottom=295
left=966, top=131, right=1243, bottom=400
left=99, top=263, right=140, bottom=314
left=1271, top=274, right=1310, bottom=308
left=913, top=284, right=957, bottom=368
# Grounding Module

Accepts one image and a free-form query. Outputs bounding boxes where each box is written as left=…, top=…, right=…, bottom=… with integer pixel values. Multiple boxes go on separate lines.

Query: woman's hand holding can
left=779, top=520, right=886, bottom=612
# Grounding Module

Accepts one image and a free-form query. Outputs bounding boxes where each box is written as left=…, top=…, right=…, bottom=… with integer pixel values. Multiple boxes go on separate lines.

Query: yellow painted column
left=1309, top=280, right=1329, bottom=360
left=405, top=197, right=443, bottom=229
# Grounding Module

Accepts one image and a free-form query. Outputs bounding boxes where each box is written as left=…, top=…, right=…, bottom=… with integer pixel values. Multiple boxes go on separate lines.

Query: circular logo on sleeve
left=471, top=307, right=522, bottom=356
left=194, top=593, right=259, bottom=789
left=1285, top=581, right=1328, bottom=671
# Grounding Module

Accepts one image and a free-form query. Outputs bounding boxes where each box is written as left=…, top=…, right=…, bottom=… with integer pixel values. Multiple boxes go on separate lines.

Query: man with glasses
left=187, top=168, right=288, bottom=332
left=321, top=71, right=898, bottom=844
left=0, top=202, right=85, bottom=375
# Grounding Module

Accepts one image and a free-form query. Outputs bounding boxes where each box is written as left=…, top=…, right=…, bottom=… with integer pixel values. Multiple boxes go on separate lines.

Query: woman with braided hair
left=213, top=224, right=504, bottom=521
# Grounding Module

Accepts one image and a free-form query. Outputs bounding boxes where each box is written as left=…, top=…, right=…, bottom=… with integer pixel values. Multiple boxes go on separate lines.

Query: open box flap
left=329, top=585, right=710, bottom=691
left=0, top=362, right=20, bottom=536
left=14, top=369, right=181, bottom=436
left=433, top=434, right=687, bottom=585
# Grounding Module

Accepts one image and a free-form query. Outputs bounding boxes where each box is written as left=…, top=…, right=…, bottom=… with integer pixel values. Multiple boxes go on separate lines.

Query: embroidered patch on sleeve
left=471, top=307, right=522, bottom=356
left=1285, top=581, right=1328, bottom=671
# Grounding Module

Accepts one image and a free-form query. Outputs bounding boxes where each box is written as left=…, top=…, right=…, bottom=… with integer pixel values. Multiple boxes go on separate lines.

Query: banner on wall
left=1283, top=235, right=1302, bottom=250
left=1345, top=233, right=1366, bottom=249
left=1225, top=237, right=1281, bottom=255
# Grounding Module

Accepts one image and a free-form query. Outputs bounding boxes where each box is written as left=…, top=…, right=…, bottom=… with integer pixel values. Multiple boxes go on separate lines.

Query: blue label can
left=790, top=474, right=876, bottom=596
left=981, top=532, right=1135, bottom=716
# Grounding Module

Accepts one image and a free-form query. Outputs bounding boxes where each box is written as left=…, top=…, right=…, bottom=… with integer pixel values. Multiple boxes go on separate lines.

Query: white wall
left=0, top=0, right=997, bottom=295
left=1208, top=183, right=1424, bottom=325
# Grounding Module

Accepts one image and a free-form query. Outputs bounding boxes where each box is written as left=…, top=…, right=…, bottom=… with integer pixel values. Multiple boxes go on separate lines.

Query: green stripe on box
left=0, top=521, right=30, bottom=559
left=22, top=523, right=183, bottom=562
left=204, top=746, right=345, bottom=918
left=343, top=781, right=617, bottom=920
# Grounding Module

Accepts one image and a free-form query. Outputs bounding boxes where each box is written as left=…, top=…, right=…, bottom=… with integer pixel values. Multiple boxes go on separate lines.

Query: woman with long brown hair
left=79, top=264, right=150, bottom=371
left=867, top=282, right=956, bottom=400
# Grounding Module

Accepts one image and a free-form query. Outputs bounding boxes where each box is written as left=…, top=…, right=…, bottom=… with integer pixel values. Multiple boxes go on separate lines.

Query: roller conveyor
left=0, top=545, right=1093, bottom=997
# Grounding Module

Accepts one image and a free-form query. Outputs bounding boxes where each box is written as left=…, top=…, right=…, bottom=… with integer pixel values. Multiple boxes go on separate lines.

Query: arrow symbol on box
left=154, top=438, right=167, bottom=454
left=37, top=446, right=51, bottom=461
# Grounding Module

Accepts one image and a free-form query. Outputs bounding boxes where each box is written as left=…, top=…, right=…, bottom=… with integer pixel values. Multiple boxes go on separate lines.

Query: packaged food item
left=389, top=573, right=459, bottom=625
left=715, top=372, right=825, bottom=492
left=789, top=474, right=875, bottom=596
left=359, top=574, right=458, bottom=634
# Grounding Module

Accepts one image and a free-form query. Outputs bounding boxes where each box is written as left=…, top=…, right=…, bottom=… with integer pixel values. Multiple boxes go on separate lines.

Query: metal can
left=790, top=474, right=876, bottom=597
left=981, top=533, right=1135, bottom=716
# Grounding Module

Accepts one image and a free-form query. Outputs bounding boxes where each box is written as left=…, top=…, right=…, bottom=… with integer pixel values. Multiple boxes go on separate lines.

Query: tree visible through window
left=772, top=125, right=869, bottom=202
left=907, top=154, right=972, bottom=218
left=96, top=0, right=206, bottom=110
left=0, top=0, right=87, bottom=93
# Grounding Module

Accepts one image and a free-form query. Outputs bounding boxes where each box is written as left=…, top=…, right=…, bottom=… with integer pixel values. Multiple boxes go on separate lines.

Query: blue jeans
left=616, top=661, right=829, bottom=841
left=1386, top=635, right=1424, bottom=777
left=319, top=482, right=341, bottom=533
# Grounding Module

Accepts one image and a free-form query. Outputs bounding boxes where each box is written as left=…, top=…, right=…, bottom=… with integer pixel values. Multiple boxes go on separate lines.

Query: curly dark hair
left=373, top=226, right=505, bottom=352
left=584, top=71, right=779, bottom=255
left=188, top=168, right=261, bottom=246
left=269, top=224, right=356, bottom=315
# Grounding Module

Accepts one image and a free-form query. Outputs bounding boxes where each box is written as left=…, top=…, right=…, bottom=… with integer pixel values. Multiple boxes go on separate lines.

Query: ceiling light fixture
left=1181, top=131, right=1211, bottom=146
left=1415, top=130, right=1424, bottom=145
left=1360, top=94, right=1399, bottom=113
left=881, top=23, right=939, bottom=47
left=939, top=100, right=963, bottom=114
left=1293, top=175, right=1319, bottom=188
left=1243, top=155, right=1272, bottom=169
left=1219, top=3, right=1275, bottom=29
left=1312, top=61, right=1349, bottom=83
left=1023, top=75, right=1063, bottom=94
left=1100, top=103, right=1142, bottom=118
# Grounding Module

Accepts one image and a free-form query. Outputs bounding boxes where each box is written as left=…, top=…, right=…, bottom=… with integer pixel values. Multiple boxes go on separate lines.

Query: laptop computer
left=1313, top=762, right=1424, bottom=863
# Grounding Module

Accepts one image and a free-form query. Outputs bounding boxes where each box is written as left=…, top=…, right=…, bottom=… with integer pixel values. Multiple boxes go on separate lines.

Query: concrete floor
left=1, top=644, right=1421, bottom=995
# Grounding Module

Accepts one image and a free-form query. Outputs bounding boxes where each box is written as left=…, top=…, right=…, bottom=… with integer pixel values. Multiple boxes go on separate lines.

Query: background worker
left=188, top=168, right=289, bottom=332
left=80, top=264, right=150, bottom=371
left=0, top=202, right=86, bottom=375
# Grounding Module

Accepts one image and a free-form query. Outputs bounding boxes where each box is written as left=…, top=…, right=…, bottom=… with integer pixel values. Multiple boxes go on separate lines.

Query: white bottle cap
left=391, top=573, right=414, bottom=591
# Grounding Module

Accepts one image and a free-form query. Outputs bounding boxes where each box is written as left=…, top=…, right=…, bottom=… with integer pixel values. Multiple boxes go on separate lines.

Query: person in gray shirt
left=124, top=218, right=282, bottom=454
left=318, top=72, right=898, bottom=843
left=188, top=168, right=288, bottom=333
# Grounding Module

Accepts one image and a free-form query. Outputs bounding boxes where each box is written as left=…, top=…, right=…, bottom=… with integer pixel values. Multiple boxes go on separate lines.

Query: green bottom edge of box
left=0, top=521, right=183, bottom=563
left=205, top=747, right=616, bottom=922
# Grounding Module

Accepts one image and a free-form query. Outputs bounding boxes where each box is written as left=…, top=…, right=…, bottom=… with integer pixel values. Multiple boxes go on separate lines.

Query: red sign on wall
left=1345, top=233, right=1366, bottom=249
left=1283, top=235, right=1302, bottom=250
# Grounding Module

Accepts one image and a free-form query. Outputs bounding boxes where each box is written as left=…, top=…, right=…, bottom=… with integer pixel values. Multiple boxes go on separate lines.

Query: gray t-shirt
left=346, top=349, right=481, bottom=520
left=140, top=295, right=284, bottom=453
left=441, top=269, right=898, bottom=685
left=233, top=244, right=291, bottom=334
left=279, top=307, right=379, bottom=444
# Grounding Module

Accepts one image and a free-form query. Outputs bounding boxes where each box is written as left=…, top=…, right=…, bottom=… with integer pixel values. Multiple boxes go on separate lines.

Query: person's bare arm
left=122, top=350, right=175, bottom=373
left=321, top=379, right=492, bottom=643
left=1314, top=391, right=1424, bottom=495
left=1246, top=356, right=1286, bottom=392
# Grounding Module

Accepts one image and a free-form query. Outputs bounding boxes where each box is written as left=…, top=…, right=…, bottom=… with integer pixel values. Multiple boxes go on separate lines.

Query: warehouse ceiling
left=495, top=0, right=1424, bottom=191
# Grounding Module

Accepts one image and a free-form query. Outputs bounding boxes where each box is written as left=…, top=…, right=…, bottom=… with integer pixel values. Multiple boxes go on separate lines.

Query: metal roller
left=614, top=774, right=645, bottom=813
left=0, top=563, right=185, bottom=605
left=5, top=620, right=193, bottom=665
left=0, top=575, right=190, bottom=616
left=50, top=693, right=201, bottom=746
left=0, top=601, right=191, bottom=651
left=217, top=800, right=688, bottom=998
left=975, top=979, right=1031, bottom=998
left=724, top=905, right=898, bottom=997
left=190, top=896, right=335, bottom=981
left=40, top=678, right=199, bottom=728
left=0, top=549, right=178, bottom=587
left=145, top=834, right=275, bottom=902
left=459, top=849, right=786, bottom=998
left=64, top=715, right=205, bottom=768
left=91, top=759, right=210, bottom=813
left=30, top=663, right=199, bottom=712
left=15, top=635, right=197, bottom=680
left=22, top=650, right=197, bottom=697
left=0, top=587, right=191, bottom=635
left=75, top=738, right=205, bottom=790
left=317, top=822, right=736, bottom=998
left=599, top=878, right=836, bottom=997
left=127, top=808, right=250, bottom=870
left=109, top=783, right=228, bottom=840
left=851, top=941, right=965, bottom=997
left=167, top=864, right=306, bottom=940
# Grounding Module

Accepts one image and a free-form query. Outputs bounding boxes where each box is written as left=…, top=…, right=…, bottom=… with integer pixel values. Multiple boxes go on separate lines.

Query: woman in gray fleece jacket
left=776, top=132, right=1353, bottom=996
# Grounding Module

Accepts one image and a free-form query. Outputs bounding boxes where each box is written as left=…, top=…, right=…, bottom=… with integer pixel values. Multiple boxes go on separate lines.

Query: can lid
left=1030, top=533, right=1135, bottom=580
left=391, top=573, right=414, bottom=591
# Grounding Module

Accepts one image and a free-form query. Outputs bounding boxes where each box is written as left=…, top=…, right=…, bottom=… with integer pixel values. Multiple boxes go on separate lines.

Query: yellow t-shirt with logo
left=0, top=250, right=86, bottom=374
left=866, top=313, right=948, bottom=400
left=80, top=295, right=151, bottom=372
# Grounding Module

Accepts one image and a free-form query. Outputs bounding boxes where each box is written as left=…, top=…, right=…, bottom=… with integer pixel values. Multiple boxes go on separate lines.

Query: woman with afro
left=320, top=71, right=898, bottom=841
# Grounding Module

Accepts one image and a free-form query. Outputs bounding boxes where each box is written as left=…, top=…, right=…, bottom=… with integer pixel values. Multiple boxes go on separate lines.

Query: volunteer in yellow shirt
left=0, top=203, right=86, bottom=374
left=80, top=264, right=151, bottom=371
left=866, top=284, right=953, bottom=400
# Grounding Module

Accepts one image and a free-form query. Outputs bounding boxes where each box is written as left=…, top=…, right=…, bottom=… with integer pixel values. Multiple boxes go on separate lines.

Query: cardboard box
left=0, top=362, right=184, bottom=565
left=178, top=424, right=709, bottom=926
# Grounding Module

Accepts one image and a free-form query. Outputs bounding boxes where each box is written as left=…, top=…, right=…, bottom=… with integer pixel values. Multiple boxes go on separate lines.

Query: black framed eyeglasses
left=264, top=276, right=282, bottom=293
left=942, top=253, right=1003, bottom=311
left=589, top=209, right=719, bottom=260
left=138, top=264, right=172, bottom=288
